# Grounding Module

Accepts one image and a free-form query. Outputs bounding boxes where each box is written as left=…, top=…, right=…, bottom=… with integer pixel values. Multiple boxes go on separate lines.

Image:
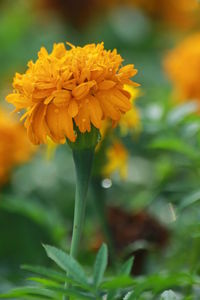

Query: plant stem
left=70, top=148, right=94, bottom=257
left=63, top=148, right=94, bottom=300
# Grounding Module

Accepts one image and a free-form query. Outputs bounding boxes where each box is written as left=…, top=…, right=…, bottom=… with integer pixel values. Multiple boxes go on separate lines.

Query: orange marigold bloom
left=6, top=42, right=139, bottom=145
left=0, top=107, right=33, bottom=185
left=164, top=33, right=200, bottom=103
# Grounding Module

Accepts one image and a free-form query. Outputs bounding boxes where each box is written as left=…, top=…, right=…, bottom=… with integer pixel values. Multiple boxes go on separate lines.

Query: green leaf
left=22, top=265, right=67, bottom=283
left=160, top=290, right=178, bottom=300
left=106, top=291, right=116, bottom=300
left=179, top=190, right=200, bottom=210
left=119, top=257, right=134, bottom=276
left=93, top=243, right=108, bottom=288
left=101, top=276, right=134, bottom=289
left=132, top=272, right=193, bottom=297
left=0, top=196, right=65, bottom=240
left=0, top=286, right=94, bottom=300
left=27, top=276, right=78, bottom=289
left=149, top=137, right=199, bottom=160
left=0, top=287, right=57, bottom=299
left=27, top=277, right=61, bottom=287
left=167, top=102, right=198, bottom=125
left=20, top=297, right=52, bottom=300
left=43, top=245, right=89, bottom=287
left=123, top=291, right=134, bottom=300
left=45, top=286, right=95, bottom=300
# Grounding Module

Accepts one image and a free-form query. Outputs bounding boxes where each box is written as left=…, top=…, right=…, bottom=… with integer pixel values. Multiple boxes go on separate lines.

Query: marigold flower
left=0, top=107, right=33, bottom=185
left=103, top=140, right=128, bottom=179
left=164, top=33, right=200, bottom=103
left=6, top=42, right=139, bottom=145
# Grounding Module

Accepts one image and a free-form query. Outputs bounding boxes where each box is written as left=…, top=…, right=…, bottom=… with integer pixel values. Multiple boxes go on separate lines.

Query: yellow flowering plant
left=164, top=33, right=200, bottom=106
left=0, top=107, right=33, bottom=186
left=5, top=41, right=139, bottom=299
left=129, top=0, right=198, bottom=29
left=103, top=140, right=129, bottom=180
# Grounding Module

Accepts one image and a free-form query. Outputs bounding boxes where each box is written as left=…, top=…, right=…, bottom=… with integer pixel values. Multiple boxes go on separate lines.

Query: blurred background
left=1, top=0, right=200, bottom=297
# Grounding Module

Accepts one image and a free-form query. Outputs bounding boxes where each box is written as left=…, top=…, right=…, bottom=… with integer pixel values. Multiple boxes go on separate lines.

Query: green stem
left=64, top=148, right=94, bottom=300
left=70, top=148, right=94, bottom=257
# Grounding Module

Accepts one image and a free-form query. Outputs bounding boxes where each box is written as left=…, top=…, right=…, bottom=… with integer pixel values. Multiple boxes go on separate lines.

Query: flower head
left=103, top=140, right=128, bottom=179
left=0, top=107, right=33, bottom=185
left=164, top=33, right=200, bottom=103
left=6, top=42, right=139, bottom=145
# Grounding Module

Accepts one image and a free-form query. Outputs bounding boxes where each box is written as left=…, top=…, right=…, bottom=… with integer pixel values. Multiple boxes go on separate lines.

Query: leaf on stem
left=43, top=244, right=88, bottom=286
left=93, top=243, right=108, bottom=288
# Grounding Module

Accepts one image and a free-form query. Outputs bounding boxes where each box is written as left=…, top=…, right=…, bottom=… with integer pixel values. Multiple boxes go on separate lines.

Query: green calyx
left=68, top=125, right=101, bottom=150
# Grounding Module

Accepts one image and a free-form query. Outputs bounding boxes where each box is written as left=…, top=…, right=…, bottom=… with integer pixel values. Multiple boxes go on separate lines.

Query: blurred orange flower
left=119, top=85, right=140, bottom=136
left=164, top=33, right=200, bottom=104
left=99, top=85, right=140, bottom=141
left=129, top=0, right=198, bottom=28
left=103, top=140, right=128, bottom=179
left=0, top=107, right=33, bottom=185
left=6, top=43, right=139, bottom=145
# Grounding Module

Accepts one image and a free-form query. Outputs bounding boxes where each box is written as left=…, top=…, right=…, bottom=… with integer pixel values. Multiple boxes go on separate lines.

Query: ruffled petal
left=25, top=103, right=48, bottom=145
left=74, top=102, right=91, bottom=133
left=68, top=100, right=78, bottom=117
left=6, top=93, right=31, bottom=109
left=87, top=96, right=102, bottom=128
left=45, top=103, right=76, bottom=143
left=97, top=91, right=121, bottom=121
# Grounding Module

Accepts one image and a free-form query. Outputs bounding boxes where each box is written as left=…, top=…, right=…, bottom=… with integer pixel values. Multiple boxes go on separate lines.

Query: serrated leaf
left=119, top=257, right=134, bottom=276
left=93, top=243, right=108, bottom=288
left=43, top=244, right=88, bottom=287
left=160, top=290, right=178, bottom=300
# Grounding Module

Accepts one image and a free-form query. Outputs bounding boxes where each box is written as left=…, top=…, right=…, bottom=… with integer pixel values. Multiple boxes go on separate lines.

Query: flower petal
left=45, top=103, right=76, bottom=142
left=25, top=103, right=48, bottom=145
left=68, top=100, right=78, bottom=117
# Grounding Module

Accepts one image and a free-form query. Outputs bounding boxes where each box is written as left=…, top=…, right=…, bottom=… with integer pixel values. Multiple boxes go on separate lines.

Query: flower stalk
left=70, top=148, right=94, bottom=258
left=64, top=127, right=99, bottom=300
left=64, top=148, right=94, bottom=300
